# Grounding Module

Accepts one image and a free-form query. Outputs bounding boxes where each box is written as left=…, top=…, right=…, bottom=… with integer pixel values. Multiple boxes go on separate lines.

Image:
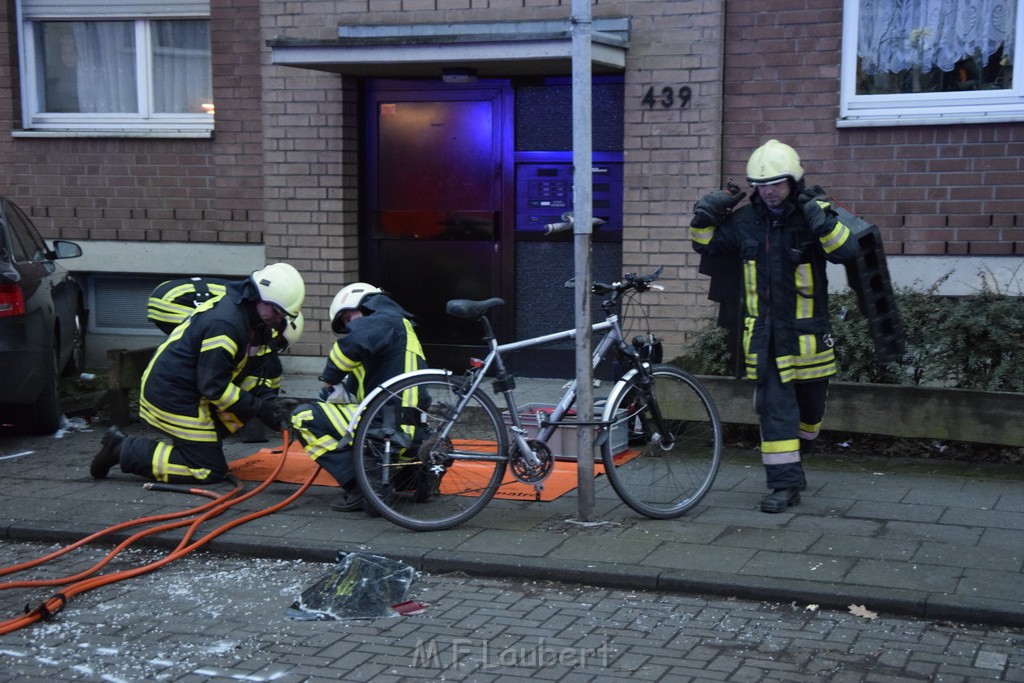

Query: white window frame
left=839, top=0, right=1024, bottom=127
left=15, top=2, right=213, bottom=138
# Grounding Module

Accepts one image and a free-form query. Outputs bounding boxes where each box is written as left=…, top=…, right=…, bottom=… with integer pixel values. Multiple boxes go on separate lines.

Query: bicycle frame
left=349, top=266, right=723, bottom=530
left=447, top=314, right=629, bottom=468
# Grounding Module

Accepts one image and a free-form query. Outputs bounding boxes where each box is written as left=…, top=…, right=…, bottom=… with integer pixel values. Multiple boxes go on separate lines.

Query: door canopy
left=268, top=18, right=630, bottom=78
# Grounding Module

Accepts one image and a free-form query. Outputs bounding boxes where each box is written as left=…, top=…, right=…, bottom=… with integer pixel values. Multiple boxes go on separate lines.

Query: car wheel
left=62, top=306, right=88, bottom=377
left=24, top=345, right=62, bottom=435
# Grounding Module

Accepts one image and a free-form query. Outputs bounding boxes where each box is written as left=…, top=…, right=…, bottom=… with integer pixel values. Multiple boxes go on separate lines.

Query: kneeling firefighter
left=90, top=263, right=306, bottom=484
left=146, top=276, right=304, bottom=442
left=288, top=283, right=427, bottom=513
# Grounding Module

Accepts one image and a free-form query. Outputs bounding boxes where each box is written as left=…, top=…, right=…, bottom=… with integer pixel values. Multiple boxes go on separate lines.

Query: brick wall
left=722, top=0, right=1024, bottom=258
left=0, top=0, right=265, bottom=246
left=260, top=0, right=725, bottom=358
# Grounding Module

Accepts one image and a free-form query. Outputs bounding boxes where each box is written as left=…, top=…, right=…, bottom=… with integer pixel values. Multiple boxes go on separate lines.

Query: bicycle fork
left=633, top=367, right=676, bottom=451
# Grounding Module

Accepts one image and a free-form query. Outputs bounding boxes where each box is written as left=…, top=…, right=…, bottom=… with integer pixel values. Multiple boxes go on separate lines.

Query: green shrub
left=676, top=279, right=1024, bottom=392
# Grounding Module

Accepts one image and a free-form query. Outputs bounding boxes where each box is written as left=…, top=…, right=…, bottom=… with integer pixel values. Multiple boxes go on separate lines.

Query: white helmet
left=252, top=263, right=305, bottom=318
left=329, top=282, right=382, bottom=333
left=746, top=139, right=805, bottom=186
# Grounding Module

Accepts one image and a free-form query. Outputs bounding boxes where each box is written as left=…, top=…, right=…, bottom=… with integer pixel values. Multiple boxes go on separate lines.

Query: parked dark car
left=0, top=197, right=87, bottom=434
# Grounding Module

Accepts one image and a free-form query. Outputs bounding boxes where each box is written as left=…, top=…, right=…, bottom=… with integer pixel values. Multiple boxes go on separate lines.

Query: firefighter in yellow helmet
left=90, top=263, right=306, bottom=484
left=690, top=140, right=859, bottom=513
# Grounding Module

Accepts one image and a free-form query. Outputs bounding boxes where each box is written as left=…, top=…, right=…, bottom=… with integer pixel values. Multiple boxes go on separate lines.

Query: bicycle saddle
left=446, top=298, right=504, bottom=318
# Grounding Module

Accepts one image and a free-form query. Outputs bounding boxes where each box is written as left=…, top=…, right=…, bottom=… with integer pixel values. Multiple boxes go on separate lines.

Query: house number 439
left=641, top=85, right=692, bottom=109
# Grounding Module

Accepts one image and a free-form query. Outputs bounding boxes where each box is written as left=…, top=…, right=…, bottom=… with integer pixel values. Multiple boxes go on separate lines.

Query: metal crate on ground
left=502, top=402, right=628, bottom=462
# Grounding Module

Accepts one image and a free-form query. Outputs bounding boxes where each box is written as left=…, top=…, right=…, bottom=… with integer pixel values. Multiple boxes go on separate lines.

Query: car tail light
left=0, top=284, right=26, bottom=317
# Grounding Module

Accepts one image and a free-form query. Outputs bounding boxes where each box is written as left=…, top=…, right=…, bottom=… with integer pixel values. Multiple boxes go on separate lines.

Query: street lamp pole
left=570, top=0, right=595, bottom=521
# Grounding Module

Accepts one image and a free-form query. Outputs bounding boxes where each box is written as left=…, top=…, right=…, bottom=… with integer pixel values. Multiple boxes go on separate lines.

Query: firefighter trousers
left=754, top=359, right=829, bottom=491
left=119, top=434, right=229, bottom=484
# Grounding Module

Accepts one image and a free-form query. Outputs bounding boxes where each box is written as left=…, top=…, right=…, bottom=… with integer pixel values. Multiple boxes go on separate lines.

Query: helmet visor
left=749, top=177, right=790, bottom=188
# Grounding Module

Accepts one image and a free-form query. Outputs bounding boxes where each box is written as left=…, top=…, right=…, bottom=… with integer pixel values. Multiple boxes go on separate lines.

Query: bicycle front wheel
left=602, top=365, right=722, bottom=519
left=352, top=371, right=508, bottom=531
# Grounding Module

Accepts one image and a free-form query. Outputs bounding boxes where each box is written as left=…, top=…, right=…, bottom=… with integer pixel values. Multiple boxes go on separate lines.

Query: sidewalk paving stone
left=0, top=372, right=1022, bottom=629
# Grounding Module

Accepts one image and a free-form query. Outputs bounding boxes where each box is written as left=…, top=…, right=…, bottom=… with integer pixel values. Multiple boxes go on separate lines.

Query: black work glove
left=692, top=186, right=747, bottom=228
left=798, top=185, right=833, bottom=236
left=256, top=398, right=289, bottom=432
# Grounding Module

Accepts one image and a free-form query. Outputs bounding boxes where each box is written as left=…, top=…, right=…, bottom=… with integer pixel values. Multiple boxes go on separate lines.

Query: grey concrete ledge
left=701, top=376, right=1024, bottom=447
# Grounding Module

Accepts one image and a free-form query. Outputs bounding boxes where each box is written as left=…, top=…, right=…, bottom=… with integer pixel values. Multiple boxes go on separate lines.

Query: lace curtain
left=72, top=22, right=137, bottom=113
left=152, top=21, right=211, bottom=114
left=858, top=0, right=1016, bottom=75
left=41, top=20, right=210, bottom=115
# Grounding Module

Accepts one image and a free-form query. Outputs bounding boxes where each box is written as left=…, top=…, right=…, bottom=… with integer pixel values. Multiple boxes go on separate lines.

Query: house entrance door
left=364, top=81, right=513, bottom=369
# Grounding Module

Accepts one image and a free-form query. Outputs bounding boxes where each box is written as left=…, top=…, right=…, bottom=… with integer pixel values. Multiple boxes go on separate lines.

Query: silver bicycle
left=351, top=267, right=723, bottom=531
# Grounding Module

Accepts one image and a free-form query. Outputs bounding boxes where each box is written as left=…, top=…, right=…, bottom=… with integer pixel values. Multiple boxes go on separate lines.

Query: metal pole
left=570, top=0, right=595, bottom=521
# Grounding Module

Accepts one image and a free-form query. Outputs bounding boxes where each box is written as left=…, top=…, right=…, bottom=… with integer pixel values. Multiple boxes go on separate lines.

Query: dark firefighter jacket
left=139, top=278, right=272, bottom=442
left=690, top=190, right=860, bottom=383
left=321, top=293, right=426, bottom=402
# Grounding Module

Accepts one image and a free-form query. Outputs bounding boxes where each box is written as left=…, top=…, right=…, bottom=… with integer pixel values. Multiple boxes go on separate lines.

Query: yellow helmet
left=251, top=263, right=305, bottom=318
left=746, top=139, right=804, bottom=185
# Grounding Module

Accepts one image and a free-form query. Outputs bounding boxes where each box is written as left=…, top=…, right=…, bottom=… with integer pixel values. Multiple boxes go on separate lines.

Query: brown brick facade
left=1, top=0, right=1020, bottom=362
left=723, top=0, right=1024, bottom=260
left=0, top=0, right=265, bottom=246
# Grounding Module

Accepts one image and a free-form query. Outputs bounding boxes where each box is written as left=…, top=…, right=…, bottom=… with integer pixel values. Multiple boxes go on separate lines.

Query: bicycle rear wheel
left=352, top=371, right=508, bottom=531
left=601, top=365, right=722, bottom=519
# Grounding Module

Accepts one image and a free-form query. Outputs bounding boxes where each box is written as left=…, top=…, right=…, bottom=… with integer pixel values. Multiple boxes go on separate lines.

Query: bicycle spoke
left=353, top=372, right=507, bottom=531
left=602, top=365, right=722, bottom=518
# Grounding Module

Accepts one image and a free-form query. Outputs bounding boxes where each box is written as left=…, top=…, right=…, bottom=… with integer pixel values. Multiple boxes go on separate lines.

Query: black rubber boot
left=90, top=426, right=126, bottom=479
left=330, top=481, right=366, bottom=513
left=759, top=488, right=800, bottom=513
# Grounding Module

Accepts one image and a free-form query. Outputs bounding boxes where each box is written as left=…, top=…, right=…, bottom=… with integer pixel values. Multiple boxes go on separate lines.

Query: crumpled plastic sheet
left=287, top=552, right=417, bottom=621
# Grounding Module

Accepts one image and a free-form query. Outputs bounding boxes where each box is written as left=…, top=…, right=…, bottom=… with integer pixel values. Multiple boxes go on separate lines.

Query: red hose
left=0, top=429, right=323, bottom=634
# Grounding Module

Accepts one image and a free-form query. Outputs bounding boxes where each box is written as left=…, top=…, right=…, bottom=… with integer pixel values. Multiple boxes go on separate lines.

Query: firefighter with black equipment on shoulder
left=90, top=263, right=306, bottom=484
left=690, top=140, right=860, bottom=513
left=145, top=275, right=303, bottom=442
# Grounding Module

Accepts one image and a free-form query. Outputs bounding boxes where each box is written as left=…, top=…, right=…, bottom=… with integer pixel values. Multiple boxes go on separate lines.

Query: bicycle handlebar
left=590, top=265, right=664, bottom=296
left=562, top=266, right=664, bottom=302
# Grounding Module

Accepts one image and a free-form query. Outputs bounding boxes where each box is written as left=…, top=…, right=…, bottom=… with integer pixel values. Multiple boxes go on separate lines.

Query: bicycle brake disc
left=510, top=440, right=554, bottom=485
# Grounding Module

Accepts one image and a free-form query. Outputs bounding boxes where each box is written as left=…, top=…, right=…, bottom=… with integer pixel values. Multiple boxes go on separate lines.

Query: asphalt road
left=0, top=540, right=1021, bottom=682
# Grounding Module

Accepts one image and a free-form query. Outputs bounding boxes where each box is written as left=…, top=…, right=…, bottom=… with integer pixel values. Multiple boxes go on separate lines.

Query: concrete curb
left=7, top=522, right=1023, bottom=629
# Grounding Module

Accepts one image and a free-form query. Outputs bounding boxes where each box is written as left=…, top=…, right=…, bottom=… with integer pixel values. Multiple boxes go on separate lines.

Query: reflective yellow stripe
left=819, top=220, right=851, bottom=254
left=212, top=383, right=243, bottom=411
left=799, top=421, right=822, bottom=439
left=201, top=334, right=238, bottom=356
left=150, top=442, right=212, bottom=483
left=743, top=260, right=758, bottom=316
left=292, top=404, right=358, bottom=459
left=690, top=224, right=714, bottom=245
left=217, top=410, right=245, bottom=433
left=139, top=398, right=218, bottom=442
left=761, top=438, right=801, bottom=465
left=329, top=344, right=360, bottom=373
left=743, top=317, right=757, bottom=379
left=794, top=264, right=814, bottom=319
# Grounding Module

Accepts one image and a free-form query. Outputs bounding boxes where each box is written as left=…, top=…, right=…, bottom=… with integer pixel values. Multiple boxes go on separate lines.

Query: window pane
left=152, top=20, right=212, bottom=114
left=36, top=21, right=137, bottom=113
left=856, top=0, right=1016, bottom=95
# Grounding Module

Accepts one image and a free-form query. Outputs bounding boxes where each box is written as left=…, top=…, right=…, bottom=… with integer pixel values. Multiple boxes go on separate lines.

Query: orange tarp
left=229, top=441, right=637, bottom=502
